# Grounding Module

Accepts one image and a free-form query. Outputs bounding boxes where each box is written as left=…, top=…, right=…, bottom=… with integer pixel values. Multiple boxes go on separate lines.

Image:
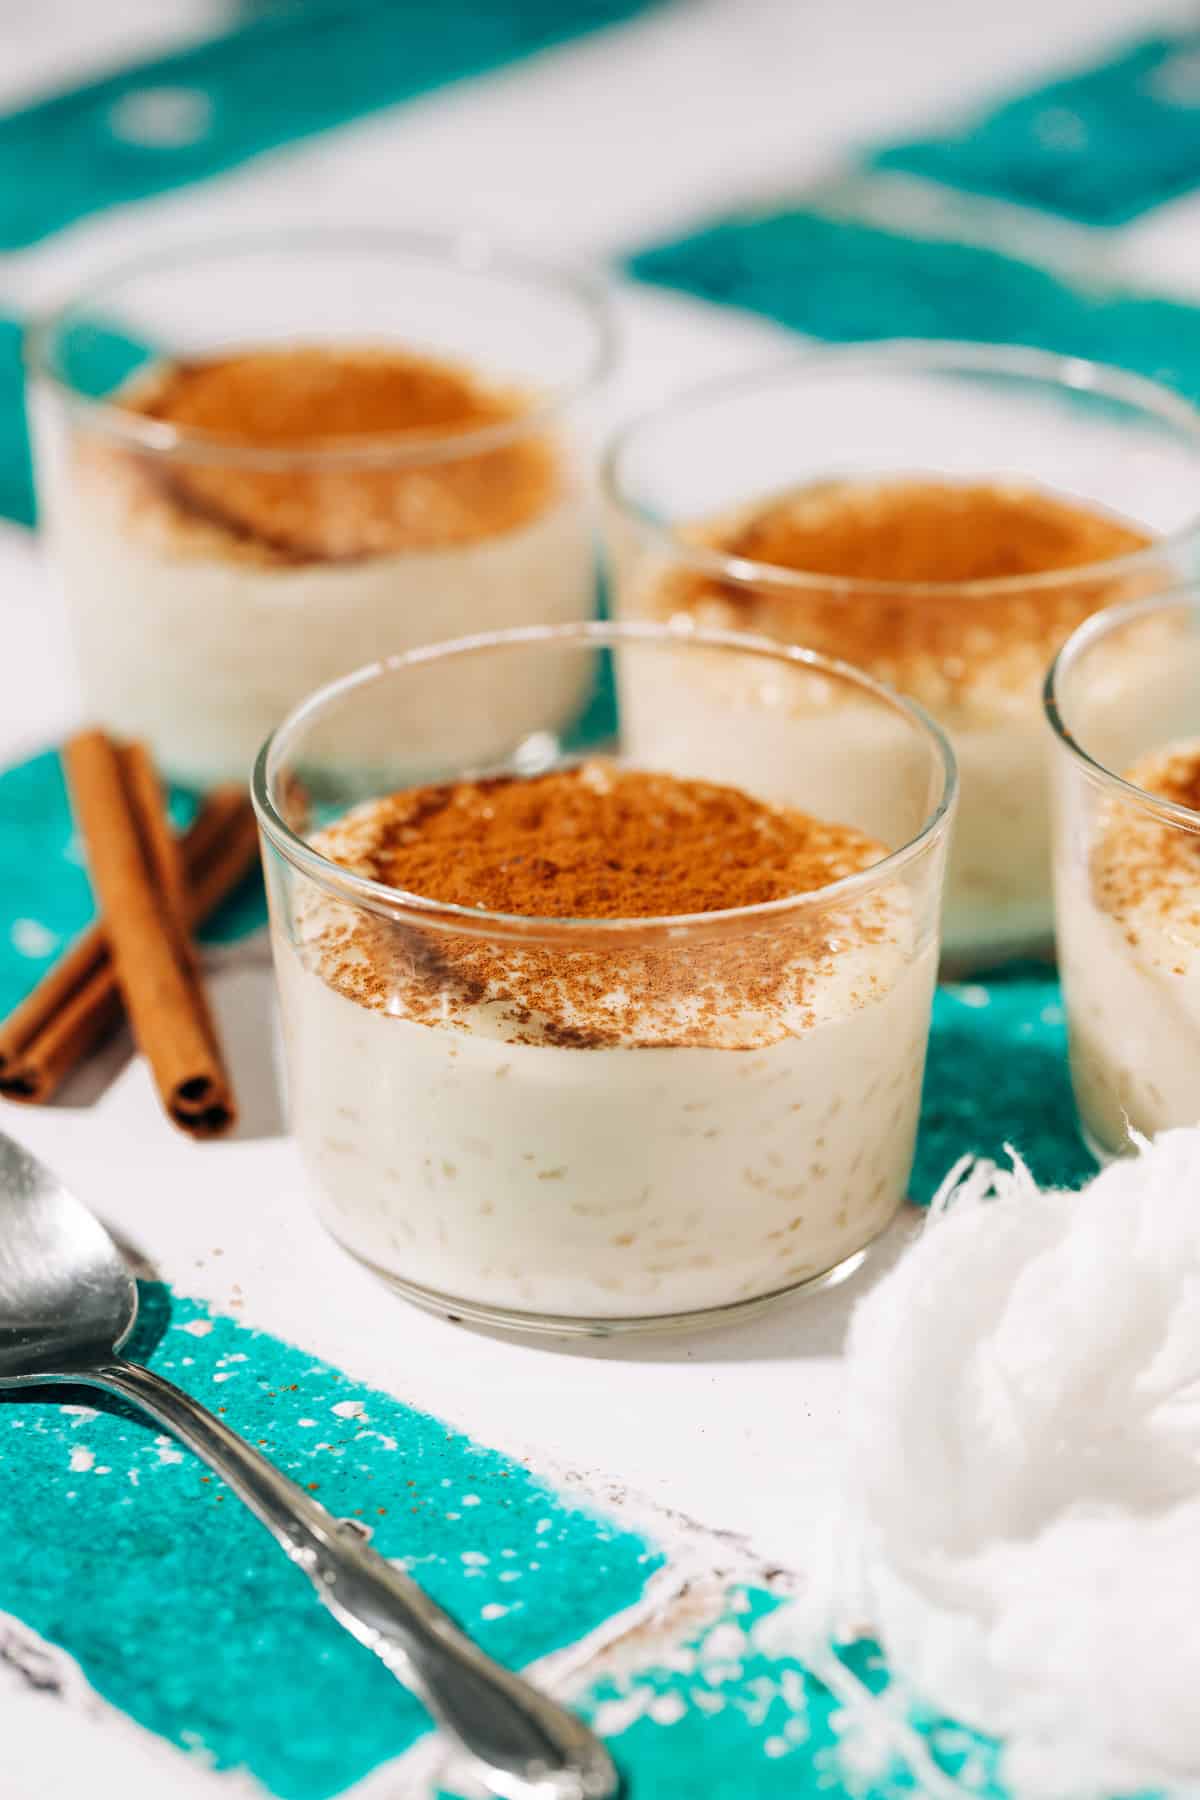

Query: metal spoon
left=0, top=1129, right=617, bottom=1800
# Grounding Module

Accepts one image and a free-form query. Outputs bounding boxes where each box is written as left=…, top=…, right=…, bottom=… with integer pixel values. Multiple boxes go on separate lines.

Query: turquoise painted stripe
left=873, top=30, right=1200, bottom=228
left=627, top=207, right=1200, bottom=397
left=914, top=966, right=1095, bottom=1203
left=0, top=1286, right=661, bottom=1800
left=0, top=316, right=32, bottom=526
left=0, top=0, right=659, bottom=250
left=533, top=1584, right=1004, bottom=1800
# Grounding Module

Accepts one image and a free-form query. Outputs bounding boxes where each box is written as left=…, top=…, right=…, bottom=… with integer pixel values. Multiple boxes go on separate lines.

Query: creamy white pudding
left=272, top=762, right=936, bottom=1325
left=1058, top=738, right=1200, bottom=1153
left=44, top=347, right=593, bottom=786
left=615, top=478, right=1153, bottom=965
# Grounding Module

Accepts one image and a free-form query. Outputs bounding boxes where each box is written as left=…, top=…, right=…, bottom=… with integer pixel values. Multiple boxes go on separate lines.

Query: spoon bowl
left=0, top=1132, right=137, bottom=1382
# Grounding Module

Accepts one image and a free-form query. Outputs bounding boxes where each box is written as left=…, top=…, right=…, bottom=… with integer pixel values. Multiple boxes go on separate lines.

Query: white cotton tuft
left=774, top=1128, right=1200, bottom=1797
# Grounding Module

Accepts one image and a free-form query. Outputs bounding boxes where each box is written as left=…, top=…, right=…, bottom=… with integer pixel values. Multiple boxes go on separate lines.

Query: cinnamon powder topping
left=728, top=480, right=1147, bottom=585
left=83, top=345, right=563, bottom=564
left=302, top=763, right=906, bottom=1049
left=1092, top=739, right=1200, bottom=952
left=656, top=479, right=1155, bottom=712
left=334, top=762, right=882, bottom=917
left=1128, top=743, right=1200, bottom=818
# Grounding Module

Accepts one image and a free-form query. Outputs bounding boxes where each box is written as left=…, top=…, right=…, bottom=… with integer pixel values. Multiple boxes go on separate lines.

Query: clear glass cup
left=27, top=228, right=613, bottom=787
left=603, top=342, right=1200, bottom=972
left=253, top=620, right=956, bottom=1336
left=1047, top=591, right=1200, bottom=1159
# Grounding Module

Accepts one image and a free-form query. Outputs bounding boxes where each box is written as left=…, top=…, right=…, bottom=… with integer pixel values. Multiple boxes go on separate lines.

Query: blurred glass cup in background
left=28, top=228, right=613, bottom=786
left=603, top=342, right=1200, bottom=971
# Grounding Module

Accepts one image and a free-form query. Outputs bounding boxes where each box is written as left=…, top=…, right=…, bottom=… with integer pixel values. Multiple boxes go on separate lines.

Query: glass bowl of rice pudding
left=1048, top=592, right=1200, bottom=1159
left=28, top=230, right=611, bottom=787
left=604, top=343, right=1200, bottom=972
left=253, top=621, right=955, bottom=1335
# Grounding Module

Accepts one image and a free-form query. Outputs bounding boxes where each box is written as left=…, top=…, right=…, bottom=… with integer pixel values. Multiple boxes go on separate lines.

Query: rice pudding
left=615, top=478, right=1153, bottom=966
left=271, top=762, right=937, bottom=1327
left=1058, top=738, right=1200, bottom=1153
left=43, top=346, right=594, bottom=785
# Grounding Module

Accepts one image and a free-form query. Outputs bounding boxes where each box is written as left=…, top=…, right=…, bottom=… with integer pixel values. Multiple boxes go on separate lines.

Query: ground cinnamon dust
left=1092, top=740, right=1200, bottom=943
left=87, top=344, right=562, bottom=563
left=1126, top=742, right=1200, bottom=819
left=729, top=480, right=1148, bottom=585
left=665, top=478, right=1155, bottom=707
left=349, top=761, right=883, bottom=917
left=304, top=764, right=898, bottom=1049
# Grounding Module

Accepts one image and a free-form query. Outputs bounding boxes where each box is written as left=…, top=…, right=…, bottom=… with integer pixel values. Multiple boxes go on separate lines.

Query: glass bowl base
left=322, top=1214, right=905, bottom=1340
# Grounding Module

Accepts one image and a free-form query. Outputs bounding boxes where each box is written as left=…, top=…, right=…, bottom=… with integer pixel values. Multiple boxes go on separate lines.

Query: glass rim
left=24, top=226, right=617, bottom=471
left=602, top=339, right=1200, bottom=600
left=251, top=619, right=958, bottom=942
left=1045, top=589, right=1200, bottom=832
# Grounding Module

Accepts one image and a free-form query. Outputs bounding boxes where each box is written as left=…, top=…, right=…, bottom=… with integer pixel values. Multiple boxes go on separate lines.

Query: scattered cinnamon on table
left=0, top=736, right=258, bottom=1131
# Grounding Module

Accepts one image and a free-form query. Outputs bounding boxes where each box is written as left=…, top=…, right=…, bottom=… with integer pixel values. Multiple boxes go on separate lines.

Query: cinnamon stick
left=0, top=784, right=259, bottom=1108
left=57, top=734, right=245, bottom=1135
left=0, top=930, right=120, bottom=1102
left=121, top=743, right=194, bottom=942
left=115, top=744, right=230, bottom=1133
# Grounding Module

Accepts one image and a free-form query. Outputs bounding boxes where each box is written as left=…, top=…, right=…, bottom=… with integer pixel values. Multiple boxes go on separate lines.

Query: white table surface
left=0, top=2, right=1186, bottom=1793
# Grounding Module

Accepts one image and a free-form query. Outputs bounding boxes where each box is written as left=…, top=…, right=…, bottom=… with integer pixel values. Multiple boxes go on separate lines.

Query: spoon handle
left=88, top=1358, right=617, bottom=1800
